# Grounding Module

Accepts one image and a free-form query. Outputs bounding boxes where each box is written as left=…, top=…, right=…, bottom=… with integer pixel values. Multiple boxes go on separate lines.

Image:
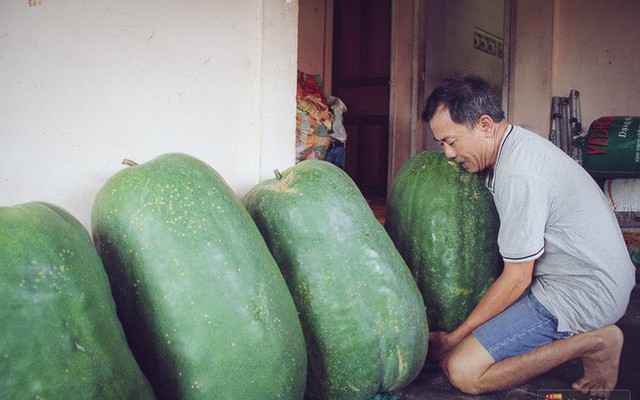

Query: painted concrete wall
left=509, top=0, right=640, bottom=137
left=297, top=0, right=332, bottom=92
left=0, top=0, right=298, bottom=229
left=423, top=0, right=505, bottom=150
left=552, top=0, right=640, bottom=129
left=425, top=0, right=504, bottom=91
left=508, top=0, right=554, bottom=135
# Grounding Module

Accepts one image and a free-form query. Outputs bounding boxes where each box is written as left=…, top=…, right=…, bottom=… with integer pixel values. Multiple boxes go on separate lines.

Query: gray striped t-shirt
left=485, top=125, right=635, bottom=333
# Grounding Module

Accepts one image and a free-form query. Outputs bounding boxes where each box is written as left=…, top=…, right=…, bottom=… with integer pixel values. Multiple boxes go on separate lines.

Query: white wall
left=423, top=0, right=505, bottom=149
left=508, top=0, right=554, bottom=135
left=509, top=0, right=640, bottom=137
left=552, top=0, right=640, bottom=128
left=0, top=0, right=298, bottom=228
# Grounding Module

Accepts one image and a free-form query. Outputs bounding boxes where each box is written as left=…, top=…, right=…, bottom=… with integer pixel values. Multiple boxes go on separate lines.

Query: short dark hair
left=422, top=75, right=505, bottom=129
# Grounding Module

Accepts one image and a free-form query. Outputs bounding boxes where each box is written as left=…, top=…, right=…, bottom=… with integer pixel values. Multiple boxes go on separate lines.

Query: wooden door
left=332, top=0, right=391, bottom=197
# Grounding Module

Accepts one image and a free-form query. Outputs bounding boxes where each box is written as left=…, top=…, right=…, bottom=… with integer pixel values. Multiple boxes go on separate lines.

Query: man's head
left=423, top=75, right=506, bottom=173
left=423, top=75, right=505, bottom=129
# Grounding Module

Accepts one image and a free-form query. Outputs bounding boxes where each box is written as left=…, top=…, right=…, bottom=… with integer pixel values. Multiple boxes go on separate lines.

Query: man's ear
left=478, top=114, right=495, bottom=137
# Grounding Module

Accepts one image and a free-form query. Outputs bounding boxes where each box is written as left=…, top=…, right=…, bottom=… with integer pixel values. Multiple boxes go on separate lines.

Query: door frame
left=388, top=0, right=426, bottom=185
left=319, top=0, right=512, bottom=194
left=388, top=0, right=512, bottom=193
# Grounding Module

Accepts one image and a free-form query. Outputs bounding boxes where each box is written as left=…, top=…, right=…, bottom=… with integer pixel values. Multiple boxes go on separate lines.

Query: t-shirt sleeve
left=493, top=174, right=548, bottom=263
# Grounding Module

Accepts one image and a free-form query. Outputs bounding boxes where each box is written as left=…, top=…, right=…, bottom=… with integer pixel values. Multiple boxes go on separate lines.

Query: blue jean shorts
left=472, top=291, right=572, bottom=362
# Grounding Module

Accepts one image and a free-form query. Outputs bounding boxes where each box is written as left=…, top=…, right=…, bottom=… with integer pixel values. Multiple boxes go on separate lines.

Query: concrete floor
left=391, top=283, right=640, bottom=400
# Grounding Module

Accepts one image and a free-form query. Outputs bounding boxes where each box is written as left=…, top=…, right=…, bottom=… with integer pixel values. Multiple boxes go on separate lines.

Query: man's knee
left=442, top=352, right=484, bottom=395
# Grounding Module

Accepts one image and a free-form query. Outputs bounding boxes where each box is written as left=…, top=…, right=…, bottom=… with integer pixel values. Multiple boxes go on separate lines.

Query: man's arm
left=429, top=260, right=534, bottom=360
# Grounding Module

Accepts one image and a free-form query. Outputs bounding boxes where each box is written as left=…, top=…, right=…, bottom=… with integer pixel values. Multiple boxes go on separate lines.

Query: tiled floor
left=367, top=197, right=640, bottom=399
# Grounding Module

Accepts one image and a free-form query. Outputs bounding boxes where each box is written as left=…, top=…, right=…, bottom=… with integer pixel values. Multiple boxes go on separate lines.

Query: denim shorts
left=472, top=291, right=572, bottom=362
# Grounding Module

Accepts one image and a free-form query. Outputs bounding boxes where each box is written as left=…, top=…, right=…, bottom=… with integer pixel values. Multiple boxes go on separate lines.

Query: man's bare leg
left=441, top=325, right=624, bottom=397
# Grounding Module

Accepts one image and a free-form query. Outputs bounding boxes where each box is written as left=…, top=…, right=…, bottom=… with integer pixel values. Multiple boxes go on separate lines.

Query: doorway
left=423, top=0, right=509, bottom=149
left=297, top=0, right=510, bottom=196
left=332, top=0, right=391, bottom=198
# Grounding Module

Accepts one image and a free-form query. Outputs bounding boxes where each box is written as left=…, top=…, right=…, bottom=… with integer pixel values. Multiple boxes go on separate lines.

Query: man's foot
left=571, top=325, right=624, bottom=398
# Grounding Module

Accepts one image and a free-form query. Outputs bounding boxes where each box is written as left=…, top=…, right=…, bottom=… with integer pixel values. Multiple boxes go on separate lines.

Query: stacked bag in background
left=295, top=71, right=347, bottom=168
left=576, top=116, right=640, bottom=280
left=577, top=116, right=640, bottom=180
left=604, top=178, right=640, bottom=280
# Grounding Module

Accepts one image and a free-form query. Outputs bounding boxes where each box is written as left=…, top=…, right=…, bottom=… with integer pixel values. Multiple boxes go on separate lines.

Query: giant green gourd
left=243, top=160, right=428, bottom=400
left=91, top=153, right=307, bottom=399
left=0, top=202, right=155, bottom=399
left=385, top=151, right=503, bottom=332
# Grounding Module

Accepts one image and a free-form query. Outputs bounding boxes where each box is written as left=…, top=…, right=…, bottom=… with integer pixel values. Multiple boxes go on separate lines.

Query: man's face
left=429, top=106, right=490, bottom=173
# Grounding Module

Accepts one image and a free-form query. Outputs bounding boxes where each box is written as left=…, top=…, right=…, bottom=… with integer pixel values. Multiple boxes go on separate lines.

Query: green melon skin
left=243, top=160, right=428, bottom=400
left=385, top=151, right=503, bottom=332
left=91, top=153, right=307, bottom=400
left=0, top=202, right=155, bottom=399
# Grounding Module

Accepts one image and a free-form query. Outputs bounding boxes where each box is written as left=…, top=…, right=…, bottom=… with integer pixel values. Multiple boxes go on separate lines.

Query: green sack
left=576, top=116, right=640, bottom=179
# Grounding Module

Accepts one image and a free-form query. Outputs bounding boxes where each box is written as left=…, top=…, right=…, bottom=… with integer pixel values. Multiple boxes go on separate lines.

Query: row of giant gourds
left=0, top=152, right=501, bottom=399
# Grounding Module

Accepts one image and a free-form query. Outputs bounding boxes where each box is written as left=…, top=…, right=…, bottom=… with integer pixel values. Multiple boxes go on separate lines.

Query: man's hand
left=427, top=261, right=535, bottom=363
left=428, top=331, right=460, bottom=362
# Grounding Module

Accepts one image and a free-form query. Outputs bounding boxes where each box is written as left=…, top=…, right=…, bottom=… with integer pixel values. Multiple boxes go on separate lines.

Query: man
left=424, top=75, right=635, bottom=397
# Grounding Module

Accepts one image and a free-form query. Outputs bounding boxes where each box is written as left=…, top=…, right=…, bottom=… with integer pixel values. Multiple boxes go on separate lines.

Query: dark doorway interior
left=332, top=0, right=392, bottom=198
